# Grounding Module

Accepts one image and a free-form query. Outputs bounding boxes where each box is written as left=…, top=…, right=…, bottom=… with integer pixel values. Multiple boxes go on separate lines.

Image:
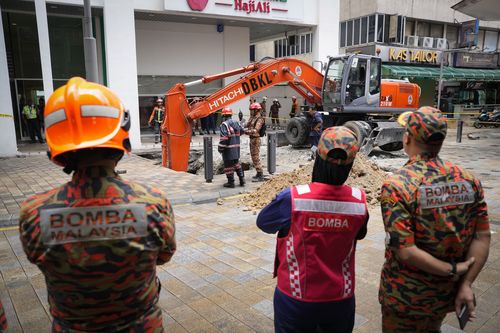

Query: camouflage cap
left=402, top=106, right=447, bottom=145
left=317, top=126, right=359, bottom=165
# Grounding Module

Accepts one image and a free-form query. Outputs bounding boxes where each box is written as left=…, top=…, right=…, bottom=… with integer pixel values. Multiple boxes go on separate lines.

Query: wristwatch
left=449, top=261, right=460, bottom=281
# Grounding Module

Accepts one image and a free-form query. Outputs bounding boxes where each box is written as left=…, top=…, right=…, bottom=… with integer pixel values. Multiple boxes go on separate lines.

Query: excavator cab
left=322, top=54, right=382, bottom=112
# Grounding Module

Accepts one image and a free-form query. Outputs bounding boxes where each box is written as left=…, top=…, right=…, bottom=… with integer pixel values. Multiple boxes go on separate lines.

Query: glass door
left=14, top=79, right=45, bottom=141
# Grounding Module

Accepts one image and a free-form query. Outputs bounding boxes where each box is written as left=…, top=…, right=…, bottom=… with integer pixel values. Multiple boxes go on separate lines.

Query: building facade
left=0, top=0, right=339, bottom=156
left=339, top=0, right=500, bottom=110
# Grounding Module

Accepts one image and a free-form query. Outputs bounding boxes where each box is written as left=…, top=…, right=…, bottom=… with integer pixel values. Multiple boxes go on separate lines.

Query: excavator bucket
left=162, top=84, right=192, bottom=171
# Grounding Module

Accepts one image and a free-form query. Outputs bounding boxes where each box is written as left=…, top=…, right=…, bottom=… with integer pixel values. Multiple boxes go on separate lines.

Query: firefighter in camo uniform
left=19, top=77, right=176, bottom=333
left=379, top=107, right=490, bottom=332
left=257, top=127, right=369, bottom=333
left=245, top=102, right=265, bottom=182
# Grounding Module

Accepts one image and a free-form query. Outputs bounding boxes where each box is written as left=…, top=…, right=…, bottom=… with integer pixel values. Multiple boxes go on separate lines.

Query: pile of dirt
left=241, top=155, right=387, bottom=211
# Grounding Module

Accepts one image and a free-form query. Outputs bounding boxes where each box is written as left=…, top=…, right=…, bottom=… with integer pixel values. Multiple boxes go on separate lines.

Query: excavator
left=162, top=54, right=420, bottom=171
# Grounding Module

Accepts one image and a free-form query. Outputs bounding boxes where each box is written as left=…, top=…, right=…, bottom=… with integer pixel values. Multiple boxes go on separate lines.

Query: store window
left=48, top=16, right=85, bottom=79
left=137, top=75, right=222, bottom=129
left=273, top=32, right=313, bottom=58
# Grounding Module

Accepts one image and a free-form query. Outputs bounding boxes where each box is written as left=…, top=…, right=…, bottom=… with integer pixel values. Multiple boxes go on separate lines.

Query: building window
left=340, top=21, right=346, bottom=47
left=416, top=21, right=430, bottom=37
left=250, top=44, right=255, bottom=62
left=368, top=15, right=375, bottom=42
left=446, top=25, right=459, bottom=49
left=376, top=14, right=384, bottom=43
left=354, top=18, right=360, bottom=45
left=484, top=30, right=498, bottom=52
left=430, top=23, right=444, bottom=38
left=347, top=20, right=353, bottom=46
left=273, top=32, right=313, bottom=58
left=361, top=17, right=368, bottom=44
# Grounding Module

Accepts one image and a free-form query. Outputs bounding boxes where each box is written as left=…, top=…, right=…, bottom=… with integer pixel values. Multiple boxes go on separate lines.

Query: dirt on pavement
left=241, top=154, right=387, bottom=211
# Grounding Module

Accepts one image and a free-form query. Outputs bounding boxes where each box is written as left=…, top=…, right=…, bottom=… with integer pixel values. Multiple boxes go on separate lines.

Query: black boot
left=252, top=171, right=264, bottom=182
left=237, top=169, right=246, bottom=186
left=223, top=174, right=235, bottom=188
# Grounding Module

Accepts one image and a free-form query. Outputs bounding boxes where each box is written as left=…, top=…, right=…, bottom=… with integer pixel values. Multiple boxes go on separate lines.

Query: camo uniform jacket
left=19, top=166, right=176, bottom=332
left=379, top=154, right=489, bottom=316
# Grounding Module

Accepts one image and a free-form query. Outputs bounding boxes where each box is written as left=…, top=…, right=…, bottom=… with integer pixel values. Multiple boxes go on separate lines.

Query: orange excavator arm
left=162, top=58, right=325, bottom=171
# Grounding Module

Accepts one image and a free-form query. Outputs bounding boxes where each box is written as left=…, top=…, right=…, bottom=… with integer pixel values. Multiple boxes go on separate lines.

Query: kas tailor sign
left=165, top=0, right=303, bottom=22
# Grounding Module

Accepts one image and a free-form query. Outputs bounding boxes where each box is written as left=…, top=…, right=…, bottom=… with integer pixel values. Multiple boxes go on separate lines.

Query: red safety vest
left=274, top=182, right=368, bottom=302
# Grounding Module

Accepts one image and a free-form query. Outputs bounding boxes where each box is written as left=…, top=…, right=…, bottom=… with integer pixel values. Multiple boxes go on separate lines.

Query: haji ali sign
left=376, top=45, right=447, bottom=66
left=184, top=0, right=288, bottom=14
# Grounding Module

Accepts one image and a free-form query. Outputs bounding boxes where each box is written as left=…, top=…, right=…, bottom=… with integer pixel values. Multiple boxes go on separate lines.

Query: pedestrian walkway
left=0, top=153, right=257, bottom=226
left=0, top=201, right=498, bottom=332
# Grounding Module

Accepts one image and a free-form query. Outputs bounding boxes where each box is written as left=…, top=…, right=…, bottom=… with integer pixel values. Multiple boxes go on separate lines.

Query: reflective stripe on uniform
left=81, top=105, right=120, bottom=118
left=45, top=109, right=67, bottom=128
left=294, top=198, right=365, bottom=215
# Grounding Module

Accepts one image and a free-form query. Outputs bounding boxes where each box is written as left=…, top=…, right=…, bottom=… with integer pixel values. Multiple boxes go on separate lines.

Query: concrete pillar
left=0, top=6, right=18, bottom=156
left=34, top=0, right=54, bottom=98
left=103, top=0, right=140, bottom=149
left=313, top=0, right=339, bottom=70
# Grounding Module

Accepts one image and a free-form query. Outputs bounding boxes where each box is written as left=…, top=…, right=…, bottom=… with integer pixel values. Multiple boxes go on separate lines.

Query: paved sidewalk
left=0, top=201, right=498, bottom=333
left=0, top=153, right=259, bottom=226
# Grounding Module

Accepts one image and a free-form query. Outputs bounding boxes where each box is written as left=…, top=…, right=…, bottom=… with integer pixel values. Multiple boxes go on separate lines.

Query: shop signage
left=454, top=52, right=499, bottom=69
left=375, top=45, right=445, bottom=65
left=166, top=0, right=297, bottom=20
left=187, top=0, right=209, bottom=11
left=216, top=0, right=288, bottom=14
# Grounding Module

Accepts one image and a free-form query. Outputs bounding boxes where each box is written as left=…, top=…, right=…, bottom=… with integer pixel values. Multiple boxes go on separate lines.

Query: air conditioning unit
left=406, top=35, right=419, bottom=47
left=434, top=38, right=448, bottom=49
left=420, top=37, right=434, bottom=48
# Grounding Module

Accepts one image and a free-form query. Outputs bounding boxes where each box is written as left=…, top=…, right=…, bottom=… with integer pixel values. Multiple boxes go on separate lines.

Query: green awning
left=382, top=64, right=500, bottom=81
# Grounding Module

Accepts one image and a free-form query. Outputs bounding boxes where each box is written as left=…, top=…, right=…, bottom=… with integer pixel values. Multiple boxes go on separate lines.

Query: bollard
left=456, top=120, right=463, bottom=143
left=267, top=132, right=277, bottom=175
left=203, top=136, right=213, bottom=183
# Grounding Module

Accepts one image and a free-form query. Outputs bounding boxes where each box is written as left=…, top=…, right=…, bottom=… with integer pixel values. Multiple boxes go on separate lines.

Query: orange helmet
left=44, top=77, right=131, bottom=166
left=221, top=107, right=233, bottom=116
left=250, top=103, right=262, bottom=110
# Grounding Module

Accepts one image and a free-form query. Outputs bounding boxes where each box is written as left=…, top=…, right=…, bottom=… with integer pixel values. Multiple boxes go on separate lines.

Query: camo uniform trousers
left=382, top=307, right=445, bottom=333
left=250, top=137, right=262, bottom=173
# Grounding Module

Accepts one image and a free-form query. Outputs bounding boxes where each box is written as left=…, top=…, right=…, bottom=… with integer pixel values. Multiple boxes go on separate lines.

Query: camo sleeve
left=0, top=300, right=7, bottom=332
left=470, top=178, right=489, bottom=233
left=380, top=177, right=415, bottom=249
left=155, top=197, right=176, bottom=265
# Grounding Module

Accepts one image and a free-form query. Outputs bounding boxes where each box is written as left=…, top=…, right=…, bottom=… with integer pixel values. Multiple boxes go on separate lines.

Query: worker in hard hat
left=290, top=96, right=299, bottom=118
left=260, top=96, right=268, bottom=117
left=218, top=107, right=245, bottom=188
left=19, top=77, right=176, bottom=332
left=270, top=99, right=282, bottom=128
left=245, top=102, right=266, bottom=182
left=257, top=126, right=369, bottom=333
left=148, top=97, right=165, bottom=144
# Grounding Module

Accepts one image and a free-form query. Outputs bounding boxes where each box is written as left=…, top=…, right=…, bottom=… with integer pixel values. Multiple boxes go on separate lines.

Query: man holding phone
left=378, top=107, right=491, bottom=332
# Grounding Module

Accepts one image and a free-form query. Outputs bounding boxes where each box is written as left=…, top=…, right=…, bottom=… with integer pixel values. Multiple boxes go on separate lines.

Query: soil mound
left=241, top=155, right=387, bottom=211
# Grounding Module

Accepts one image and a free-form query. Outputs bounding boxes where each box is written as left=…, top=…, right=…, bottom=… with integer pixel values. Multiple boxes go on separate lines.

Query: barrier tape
left=0, top=114, right=13, bottom=118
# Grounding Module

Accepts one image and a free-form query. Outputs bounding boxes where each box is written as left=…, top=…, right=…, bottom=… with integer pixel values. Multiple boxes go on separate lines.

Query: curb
left=0, top=188, right=249, bottom=228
